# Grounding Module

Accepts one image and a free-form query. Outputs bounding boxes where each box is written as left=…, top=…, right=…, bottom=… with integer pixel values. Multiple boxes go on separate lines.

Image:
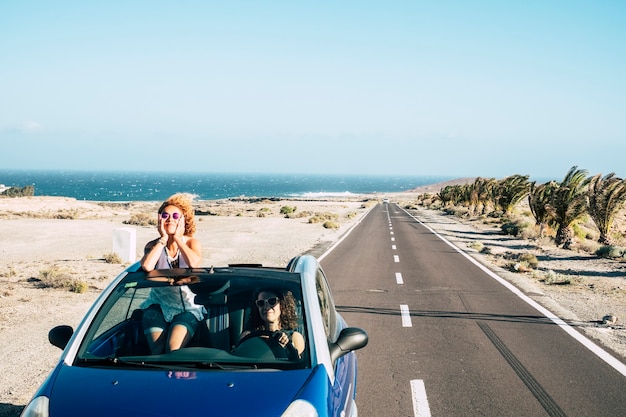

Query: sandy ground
left=0, top=196, right=371, bottom=416
left=1, top=195, right=625, bottom=416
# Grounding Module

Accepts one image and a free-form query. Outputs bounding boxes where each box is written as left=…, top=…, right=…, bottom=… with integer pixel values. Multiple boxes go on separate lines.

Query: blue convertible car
left=21, top=255, right=368, bottom=417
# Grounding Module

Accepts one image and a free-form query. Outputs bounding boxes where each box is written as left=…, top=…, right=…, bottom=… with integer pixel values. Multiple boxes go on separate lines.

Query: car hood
left=47, top=364, right=319, bottom=416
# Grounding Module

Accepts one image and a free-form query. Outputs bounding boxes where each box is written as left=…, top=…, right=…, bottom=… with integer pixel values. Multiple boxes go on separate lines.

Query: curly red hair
left=158, top=193, right=196, bottom=236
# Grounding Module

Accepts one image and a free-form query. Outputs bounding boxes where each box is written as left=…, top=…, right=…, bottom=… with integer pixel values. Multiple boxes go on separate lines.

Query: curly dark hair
left=246, top=289, right=300, bottom=331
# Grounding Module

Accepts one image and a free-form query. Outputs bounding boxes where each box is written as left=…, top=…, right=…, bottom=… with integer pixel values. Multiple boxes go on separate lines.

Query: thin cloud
left=21, top=121, right=44, bottom=133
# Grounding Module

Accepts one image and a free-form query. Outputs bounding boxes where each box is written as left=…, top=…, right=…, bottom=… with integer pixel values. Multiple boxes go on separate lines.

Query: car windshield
left=74, top=267, right=309, bottom=370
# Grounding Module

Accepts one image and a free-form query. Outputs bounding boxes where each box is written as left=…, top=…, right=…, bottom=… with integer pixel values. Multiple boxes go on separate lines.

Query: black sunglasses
left=255, top=297, right=279, bottom=308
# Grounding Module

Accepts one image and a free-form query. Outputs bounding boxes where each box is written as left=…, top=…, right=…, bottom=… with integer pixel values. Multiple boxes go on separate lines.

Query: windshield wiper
left=79, top=356, right=261, bottom=371
left=195, top=362, right=257, bottom=370
left=78, top=356, right=177, bottom=369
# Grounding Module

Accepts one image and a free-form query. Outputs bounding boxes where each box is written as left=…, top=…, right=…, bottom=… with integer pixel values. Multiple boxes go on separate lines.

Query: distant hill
left=407, top=177, right=475, bottom=194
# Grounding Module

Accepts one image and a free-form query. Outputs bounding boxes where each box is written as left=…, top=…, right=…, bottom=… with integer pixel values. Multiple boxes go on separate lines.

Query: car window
left=92, top=287, right=149, bottom=340
left=315, top=268, right=337, bottom=341
left=75, top=271, right=309, bottom=370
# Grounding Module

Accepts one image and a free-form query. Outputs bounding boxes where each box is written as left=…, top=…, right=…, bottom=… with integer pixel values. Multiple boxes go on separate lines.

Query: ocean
left=0, top=170, right=451, bottom=202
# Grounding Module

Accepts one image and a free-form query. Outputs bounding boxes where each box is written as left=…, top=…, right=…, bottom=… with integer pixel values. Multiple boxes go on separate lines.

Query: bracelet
left=157, top=237, right=167, bottom=246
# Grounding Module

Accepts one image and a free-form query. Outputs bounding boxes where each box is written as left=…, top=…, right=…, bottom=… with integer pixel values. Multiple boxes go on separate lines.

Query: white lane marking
left=396, top=272, right=404, bottom=284
left=411, top=379, right=431, bottom=417
left=390, top=231, right=394, bottom=235
left=391, top=237, right=395, bottom=242
left=318, top=204, right=376, bottom=262
left=401, top=304, right=412, bottom=327
left=400, top=207, right=626, bottom=377
left=393, top=255, right=400, bottom=263
left=392, top=245, right=397, bottom=250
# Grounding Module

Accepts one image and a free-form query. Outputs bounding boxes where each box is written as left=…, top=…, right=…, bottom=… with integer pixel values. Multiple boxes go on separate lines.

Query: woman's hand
left=141, top=216, right=169, bottom=272
left=157, top=215, right=168, bottom=239
left=174, top=215, right=185, bottom=239
left=273, top=331, right=290, bottom=348
left=273, top=331, right=301, bottom=360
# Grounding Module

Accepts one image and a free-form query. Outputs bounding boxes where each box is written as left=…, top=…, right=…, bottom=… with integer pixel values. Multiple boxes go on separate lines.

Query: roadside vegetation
left=407, top=166, right=626, bottom=280
left=37, top=265, right=90, bottom=293
left=103, top=252, right=123, bottom=264
left=124, top=212, right=156, bottom=226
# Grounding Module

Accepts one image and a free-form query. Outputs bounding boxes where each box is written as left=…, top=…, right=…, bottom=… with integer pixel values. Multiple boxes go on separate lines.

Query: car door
left=314, top=267, right=357, bottom=417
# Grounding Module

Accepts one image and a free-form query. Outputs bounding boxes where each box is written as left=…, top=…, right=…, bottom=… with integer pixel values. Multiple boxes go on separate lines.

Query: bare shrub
left=70, top=281, right=89, bottom=293
left=596, top=245, right=626, bottom=259
left=467, top=241, right=484, bottom=252
left=1, top=266, right=17, bottom=278
left=576, top=240, right=601, bottom=255
left=519, top=225, right=539, bottom=240
left=280, top=206, right=297, bottom=216
left=103, top=252, right=123, bottom=264
left=501, top=222, right=522, bottom=236
left=323, top=221, right=339, bottom=229
left=286, top=210, right=313, bottom=219
left=124, top=212, right=155, bottom=226
left=540, top=270, right=573, bottom=285
left=39, top=265, right=68, bottom=287
left=309, top=212, right=339, bottom=224
left=517, top=252, right=539, bottom=269
left=53, top=209, right=79, bottom=219
left=38, top=266, right=88, bottom=292
left=257, top=207, right=271, bottom=217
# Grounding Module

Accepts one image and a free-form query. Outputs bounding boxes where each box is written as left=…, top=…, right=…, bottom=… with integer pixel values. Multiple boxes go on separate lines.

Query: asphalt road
left=321, top=203, right=626, bottom=417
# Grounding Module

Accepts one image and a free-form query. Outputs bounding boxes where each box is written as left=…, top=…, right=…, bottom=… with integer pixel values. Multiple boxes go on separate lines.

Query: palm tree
left=550, top=166, right=590, bottom=249
left=469, top=177, right=496, bottom=215
left=587, top=173, right=626, bottom=245
left=495, top=174, right=530, bottom=214
left=528, top=180, right=558, bottom=237
left=438, top=185, right=461, bottom=206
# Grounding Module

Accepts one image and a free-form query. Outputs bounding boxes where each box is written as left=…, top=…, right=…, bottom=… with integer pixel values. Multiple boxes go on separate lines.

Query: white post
left=113, top=227, right=137, bottom=263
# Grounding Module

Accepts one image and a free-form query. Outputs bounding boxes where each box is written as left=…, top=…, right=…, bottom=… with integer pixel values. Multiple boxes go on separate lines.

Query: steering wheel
left=235, top=330, right=299, bottom=360
left=236, top=329, right=276, bottom=346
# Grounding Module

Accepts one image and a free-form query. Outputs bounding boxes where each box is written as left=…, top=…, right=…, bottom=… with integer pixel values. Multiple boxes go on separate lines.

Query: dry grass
left=37, top=265, right=90, bottom=293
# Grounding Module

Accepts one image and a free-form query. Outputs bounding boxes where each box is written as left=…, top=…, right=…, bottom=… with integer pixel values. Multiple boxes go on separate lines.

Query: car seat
left=193, top=284, right=252, bottom=351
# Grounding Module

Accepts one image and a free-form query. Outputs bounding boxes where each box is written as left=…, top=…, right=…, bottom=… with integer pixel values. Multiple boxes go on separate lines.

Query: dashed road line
left=400, top=206, right=626, bottom=377
left=400, top=304, right=412, bottom=327
left=411, top=379, right=431, bottom=417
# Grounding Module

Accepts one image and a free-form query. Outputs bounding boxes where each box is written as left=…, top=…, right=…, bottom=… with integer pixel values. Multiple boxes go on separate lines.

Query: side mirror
left=49, top=325, right=74, bottom=350
left=329, top=327, right=368, bottom=363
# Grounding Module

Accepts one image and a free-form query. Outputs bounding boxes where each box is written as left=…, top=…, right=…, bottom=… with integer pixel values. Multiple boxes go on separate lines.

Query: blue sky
left=1, top=1, right=625, bottom=180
